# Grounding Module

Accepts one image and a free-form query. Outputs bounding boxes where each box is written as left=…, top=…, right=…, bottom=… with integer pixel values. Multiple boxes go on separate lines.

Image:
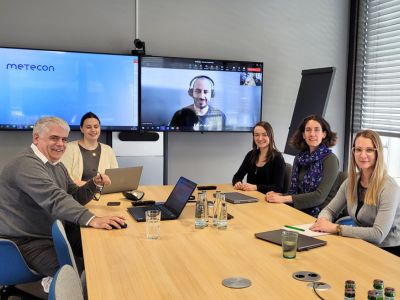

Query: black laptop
left=255, top=229, right=327, bottom=251
left=127, top=176, right=197, bottom=222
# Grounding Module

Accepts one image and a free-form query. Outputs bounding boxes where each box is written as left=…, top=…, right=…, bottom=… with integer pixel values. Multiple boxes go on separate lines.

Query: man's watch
left=336, top=224, right=342, bottom=236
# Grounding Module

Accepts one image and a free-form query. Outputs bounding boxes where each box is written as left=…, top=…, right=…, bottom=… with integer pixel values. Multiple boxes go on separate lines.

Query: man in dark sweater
left=0, top=116, right=126, bottom=278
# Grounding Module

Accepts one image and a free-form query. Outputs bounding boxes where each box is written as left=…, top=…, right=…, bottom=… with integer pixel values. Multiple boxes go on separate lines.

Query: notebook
left=102, top=166, right=143, bottom=194
left=254, top=229, right=327, bottom=251
left=224, top=192, right=258, bottom=204
left=127, top=176, right=197, bottom=222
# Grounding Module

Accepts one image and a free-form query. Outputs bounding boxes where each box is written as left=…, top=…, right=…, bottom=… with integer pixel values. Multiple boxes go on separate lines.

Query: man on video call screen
left=170, top=75, right=226, bottom=131
left=140, top=56, right=263, bottom=132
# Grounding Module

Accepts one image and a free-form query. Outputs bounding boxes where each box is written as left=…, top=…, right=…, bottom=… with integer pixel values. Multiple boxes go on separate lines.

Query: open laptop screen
left=164, top=177, right=197, bottom=216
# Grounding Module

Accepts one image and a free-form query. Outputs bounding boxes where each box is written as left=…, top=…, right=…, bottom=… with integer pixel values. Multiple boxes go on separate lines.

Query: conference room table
left=81, top=184, right=400, bottom=299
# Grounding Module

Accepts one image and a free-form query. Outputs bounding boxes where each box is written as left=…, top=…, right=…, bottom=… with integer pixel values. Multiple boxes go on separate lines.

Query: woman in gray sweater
left=311, top=130, right=400, bottom=256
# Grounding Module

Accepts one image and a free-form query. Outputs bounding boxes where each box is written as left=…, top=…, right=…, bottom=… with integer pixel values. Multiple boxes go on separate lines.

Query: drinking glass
left=146, top=210, right=161, bottom=239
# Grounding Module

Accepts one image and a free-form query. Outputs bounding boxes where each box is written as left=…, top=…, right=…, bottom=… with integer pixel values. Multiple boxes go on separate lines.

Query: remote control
left=131, top=200, right=156, bottom=206
left=197, top=185, right=217, bottom=190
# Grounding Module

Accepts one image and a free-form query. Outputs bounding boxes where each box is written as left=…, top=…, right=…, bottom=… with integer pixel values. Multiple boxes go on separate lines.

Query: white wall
left=0, top=0, right=349, bottom=184
left=139, top=0, right=349, bottom=183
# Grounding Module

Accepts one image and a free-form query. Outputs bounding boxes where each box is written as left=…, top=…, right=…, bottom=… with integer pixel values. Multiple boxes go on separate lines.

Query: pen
left=284, top=225, right=305, bottom=232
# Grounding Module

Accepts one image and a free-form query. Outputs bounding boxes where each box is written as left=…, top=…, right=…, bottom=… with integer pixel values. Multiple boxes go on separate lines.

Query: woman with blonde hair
left=311, top=130, right=400, bottom=256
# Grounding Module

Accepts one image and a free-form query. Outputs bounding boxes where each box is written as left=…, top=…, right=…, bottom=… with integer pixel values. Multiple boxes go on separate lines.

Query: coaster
left=222, top=277, right=252, bottom=289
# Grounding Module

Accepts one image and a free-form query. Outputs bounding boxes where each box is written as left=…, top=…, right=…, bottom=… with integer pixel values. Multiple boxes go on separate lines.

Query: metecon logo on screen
left=6, top=63, right=55, bottom=72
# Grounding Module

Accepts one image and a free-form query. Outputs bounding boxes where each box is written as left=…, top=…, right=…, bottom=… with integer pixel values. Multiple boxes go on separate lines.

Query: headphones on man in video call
left=188, top=75, right=215, bottom=98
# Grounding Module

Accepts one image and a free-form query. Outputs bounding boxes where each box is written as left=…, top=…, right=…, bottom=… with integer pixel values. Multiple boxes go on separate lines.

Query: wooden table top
left=82, top=184, right=400, bottom=300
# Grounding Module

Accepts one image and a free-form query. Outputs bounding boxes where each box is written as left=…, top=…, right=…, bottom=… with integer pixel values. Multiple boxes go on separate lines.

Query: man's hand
left=93, top=173, right=111, bottom=186
left=89, top=216, right=126, bottom=230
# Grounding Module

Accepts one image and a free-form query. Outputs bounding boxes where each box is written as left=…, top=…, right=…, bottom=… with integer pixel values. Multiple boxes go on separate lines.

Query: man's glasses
left=93, top=173, right=104, bottom=201
left=352, top=147, right=377, bottom=155
left=93, top=186, right=103, bottom=201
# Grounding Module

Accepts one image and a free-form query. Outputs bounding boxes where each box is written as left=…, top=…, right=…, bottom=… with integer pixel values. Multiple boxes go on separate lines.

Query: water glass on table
left=281, top=230, right=298, bottom=259
left=146, top=210, right=161, bottom=239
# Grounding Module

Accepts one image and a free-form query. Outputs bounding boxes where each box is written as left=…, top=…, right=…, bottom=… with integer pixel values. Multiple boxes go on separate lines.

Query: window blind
left=354, top=0, right=400, bottom=136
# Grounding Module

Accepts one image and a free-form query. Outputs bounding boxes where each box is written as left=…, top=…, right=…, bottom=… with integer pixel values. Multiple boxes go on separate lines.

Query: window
left=354, top=0, right=400, bottom=182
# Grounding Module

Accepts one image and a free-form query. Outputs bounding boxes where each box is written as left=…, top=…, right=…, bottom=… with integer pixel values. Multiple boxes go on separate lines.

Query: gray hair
left=33, top=116, right=70, bottom=137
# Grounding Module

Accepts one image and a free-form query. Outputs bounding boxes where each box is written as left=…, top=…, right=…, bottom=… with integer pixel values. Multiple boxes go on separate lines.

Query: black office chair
left=325, top=171, right=348, bottom=205
left=283, top=163, right=292, bottom=194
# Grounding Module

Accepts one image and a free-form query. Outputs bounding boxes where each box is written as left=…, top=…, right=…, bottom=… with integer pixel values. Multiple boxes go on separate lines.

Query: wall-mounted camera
left=131, top=39, right=145, bottom=55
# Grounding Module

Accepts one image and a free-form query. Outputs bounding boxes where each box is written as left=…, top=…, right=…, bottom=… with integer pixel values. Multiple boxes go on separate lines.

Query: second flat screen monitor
left=140, top=56, right=263, bottom=132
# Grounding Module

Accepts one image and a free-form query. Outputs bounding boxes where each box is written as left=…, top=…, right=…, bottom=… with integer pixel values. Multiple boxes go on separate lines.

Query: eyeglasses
left=93, top=186, right=103, bottom=201
left=93, top=173, right=104, bottom=201
left=352, top=147, right=377, bottom=155
left=93, top=183, right=103, bottom=201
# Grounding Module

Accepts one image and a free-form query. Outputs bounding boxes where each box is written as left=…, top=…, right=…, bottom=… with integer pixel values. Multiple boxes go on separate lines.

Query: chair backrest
left=48, top=265, right=84, bottom=300
left=336, top=216, right=356, bottom=226
left=52, top=220, right=78, bottom=272
left=283, top=163, right=293, bottom=194
left=0, top=238, right=43, bottom=285
left=326, top=171, right=348, bottom=202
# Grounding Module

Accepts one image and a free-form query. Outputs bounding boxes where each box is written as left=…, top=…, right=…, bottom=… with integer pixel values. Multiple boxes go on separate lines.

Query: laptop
left=224, top=192, right=258, bottom=204
left=102, top=166, right=143, bottom=194
left=254, top=229, right=327, bottom=251
left=127, top=176, right=197, bottom=222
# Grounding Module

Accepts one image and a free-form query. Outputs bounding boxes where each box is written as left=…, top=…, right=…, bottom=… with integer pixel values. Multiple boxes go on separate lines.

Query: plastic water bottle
left=195, top=192, right=206, bottom=229
left=213, top=190, right=221, bottom=227
left=217, top=193, right=228, bottom=230
left=202, top=191, right=209, bottom=226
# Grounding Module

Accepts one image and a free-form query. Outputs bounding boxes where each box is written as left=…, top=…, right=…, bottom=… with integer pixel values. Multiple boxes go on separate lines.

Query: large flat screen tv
left=140, top=56, right=263, bottom=132
left=0, top=47, right=139, bottom=131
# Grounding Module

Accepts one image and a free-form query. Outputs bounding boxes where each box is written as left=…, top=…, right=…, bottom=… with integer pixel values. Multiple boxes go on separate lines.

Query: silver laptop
left=224, top=192, right=258, bottom=204
left=102, top=166, right=143, bottom=194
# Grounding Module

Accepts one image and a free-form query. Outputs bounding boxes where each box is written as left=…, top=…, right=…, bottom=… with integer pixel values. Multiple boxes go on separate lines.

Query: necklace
left=80, top=141, right=98, bottom=157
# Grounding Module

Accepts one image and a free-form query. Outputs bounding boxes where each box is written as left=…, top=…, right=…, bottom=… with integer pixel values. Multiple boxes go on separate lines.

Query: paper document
left=282, top=223, right=331, bottom=237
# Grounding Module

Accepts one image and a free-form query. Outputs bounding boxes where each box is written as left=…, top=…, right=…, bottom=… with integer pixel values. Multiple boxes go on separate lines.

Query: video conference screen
left=0, top=47, right=139, bottom=131
left=140, top=56, right=263, bottom=132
